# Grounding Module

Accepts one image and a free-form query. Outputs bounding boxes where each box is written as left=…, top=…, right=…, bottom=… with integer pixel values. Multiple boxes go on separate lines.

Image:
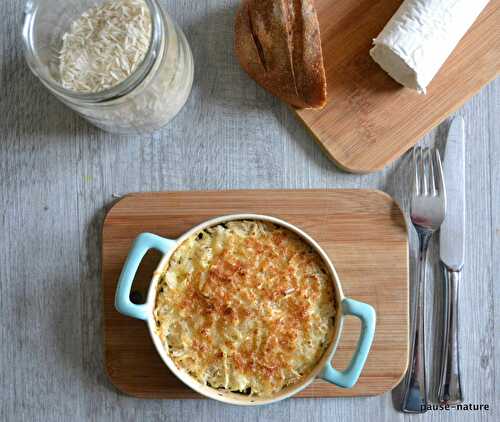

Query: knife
left=437, top=116, right=465, bottom=404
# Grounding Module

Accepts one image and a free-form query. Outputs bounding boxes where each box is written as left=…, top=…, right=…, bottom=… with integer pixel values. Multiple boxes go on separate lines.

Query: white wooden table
left=0, top=1, right=498, bottom=421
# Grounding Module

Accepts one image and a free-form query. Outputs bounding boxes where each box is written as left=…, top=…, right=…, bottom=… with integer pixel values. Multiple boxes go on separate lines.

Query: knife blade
left=437, top=115, right=465, bottom=405
left=440, top=116, right=466, bottom=271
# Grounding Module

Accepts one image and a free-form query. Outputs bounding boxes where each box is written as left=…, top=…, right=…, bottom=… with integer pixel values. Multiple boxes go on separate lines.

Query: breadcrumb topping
left=154, top=220, right=336, bottom=397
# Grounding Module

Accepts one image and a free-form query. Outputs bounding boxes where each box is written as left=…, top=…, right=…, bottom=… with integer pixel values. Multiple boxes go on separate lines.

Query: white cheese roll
left=370, top=0, right=489, bottom=93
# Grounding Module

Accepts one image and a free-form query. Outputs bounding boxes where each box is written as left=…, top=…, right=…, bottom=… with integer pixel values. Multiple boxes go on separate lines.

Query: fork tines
left=413, top=146, right=444, bottom=197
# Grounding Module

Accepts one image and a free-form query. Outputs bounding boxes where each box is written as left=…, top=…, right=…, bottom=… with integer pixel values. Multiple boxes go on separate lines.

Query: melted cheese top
left=154, top=220, right=336, bottom=397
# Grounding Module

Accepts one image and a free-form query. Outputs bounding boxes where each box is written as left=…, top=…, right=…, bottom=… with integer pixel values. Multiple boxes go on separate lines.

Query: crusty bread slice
left=235, top=0, right=327, bottom=109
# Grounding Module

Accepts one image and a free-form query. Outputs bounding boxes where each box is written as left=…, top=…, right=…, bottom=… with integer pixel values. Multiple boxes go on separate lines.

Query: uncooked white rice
left=59, top=0, right=152, bottom=93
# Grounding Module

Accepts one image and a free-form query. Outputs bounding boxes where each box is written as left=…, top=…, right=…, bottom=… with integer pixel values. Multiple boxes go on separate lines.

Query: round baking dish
left=114, top=214, right=376, bottom=405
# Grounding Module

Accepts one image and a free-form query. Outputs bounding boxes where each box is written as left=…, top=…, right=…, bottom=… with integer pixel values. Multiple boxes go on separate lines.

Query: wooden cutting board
left=296, top=0, right=499, bottom=173
left=102, top=190, right=409, bottom=398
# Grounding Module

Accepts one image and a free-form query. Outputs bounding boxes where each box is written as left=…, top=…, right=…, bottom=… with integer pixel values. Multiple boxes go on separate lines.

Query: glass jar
left=22, top=0, right=194, bottom=135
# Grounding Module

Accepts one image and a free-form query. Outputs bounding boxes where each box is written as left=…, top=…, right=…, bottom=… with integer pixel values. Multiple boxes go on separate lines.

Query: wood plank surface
left=102, top=189, right=409, bottom=398
left=0, top=0, right=498, bottom=420
left=296, top=0, right=500, bottom=173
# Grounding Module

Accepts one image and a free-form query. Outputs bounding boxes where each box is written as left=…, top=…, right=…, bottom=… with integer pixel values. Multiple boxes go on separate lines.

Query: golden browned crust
left=154, top=221, right=335, bottom=396
left=234, top=0, right=327, bottom=109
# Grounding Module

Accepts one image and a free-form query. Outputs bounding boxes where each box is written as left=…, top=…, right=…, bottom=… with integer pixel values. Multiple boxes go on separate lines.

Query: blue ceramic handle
left=115, top=233, right=175, bottom=320
left=321, top=298, right=376, bottom=388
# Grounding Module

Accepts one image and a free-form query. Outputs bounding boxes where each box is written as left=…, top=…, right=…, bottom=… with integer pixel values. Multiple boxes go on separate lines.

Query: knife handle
left=437, top=267, right=463, bottom=404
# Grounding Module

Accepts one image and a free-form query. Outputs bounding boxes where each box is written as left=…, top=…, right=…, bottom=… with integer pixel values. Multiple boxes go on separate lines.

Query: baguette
left=235, top=0, right=327, bottom=109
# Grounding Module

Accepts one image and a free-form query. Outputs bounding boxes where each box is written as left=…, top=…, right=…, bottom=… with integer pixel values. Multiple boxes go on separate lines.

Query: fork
left=401, top=147, right=446, bottom=413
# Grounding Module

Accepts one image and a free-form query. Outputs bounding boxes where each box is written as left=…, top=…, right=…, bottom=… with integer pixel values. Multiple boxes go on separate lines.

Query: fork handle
left=401, top=232, right=430, bottom=413
left=437, top=267, right=463, bottom=404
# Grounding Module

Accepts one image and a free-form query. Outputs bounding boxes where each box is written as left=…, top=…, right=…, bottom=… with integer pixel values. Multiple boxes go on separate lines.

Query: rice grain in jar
left=22, top=0, right=194, bottom=135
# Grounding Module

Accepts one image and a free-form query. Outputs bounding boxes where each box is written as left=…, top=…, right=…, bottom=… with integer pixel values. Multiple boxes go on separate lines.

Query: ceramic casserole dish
left=114, top=214, right=376, bottom=405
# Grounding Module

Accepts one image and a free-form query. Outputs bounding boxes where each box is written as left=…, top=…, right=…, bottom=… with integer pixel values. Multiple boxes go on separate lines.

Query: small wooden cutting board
left=102, top=190, right=409, bottom=398
left=296, top=0, right=499, bottom=173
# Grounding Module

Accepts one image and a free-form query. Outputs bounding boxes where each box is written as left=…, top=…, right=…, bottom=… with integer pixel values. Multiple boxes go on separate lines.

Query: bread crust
left=235, top=0, right=327, bottom=109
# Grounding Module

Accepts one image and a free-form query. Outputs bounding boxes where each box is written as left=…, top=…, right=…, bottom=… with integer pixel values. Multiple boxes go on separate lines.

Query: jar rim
left=22, top=0, right=166, bottom=104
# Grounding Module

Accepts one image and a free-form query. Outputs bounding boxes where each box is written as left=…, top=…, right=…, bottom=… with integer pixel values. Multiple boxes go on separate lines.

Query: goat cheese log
left=370, top=0, right=489, bottom=94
